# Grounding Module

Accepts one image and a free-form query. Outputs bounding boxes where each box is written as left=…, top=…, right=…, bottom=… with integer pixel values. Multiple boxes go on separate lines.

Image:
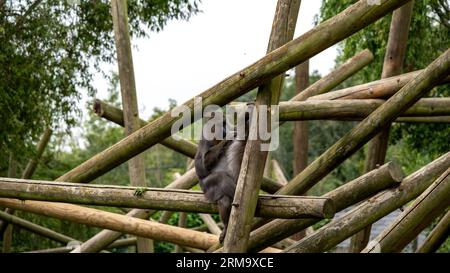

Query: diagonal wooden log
left=309, top=72, right=450, bottom=101
left=351, top=1, right=415, bottom=252
left=214, top=161, right=404, bottom=253
left=271, top=160, right=288, bottom=186
left=223, top=0, right=301, bottom=252
left=416, top=209, right=450, bottom=253
left=24, top=238, right=137, bottom=253
left=275, top=48, right=450, bottom=196
left=362, top=168, right=450, bottom=253
left=55, top=0, right=413, bottom=185
left=0, top=209, right=75, bottom=244
left=283, top=153, right=450, bottom=253
left=278, top=98, right=450, bottom=120
left=199, top=214, right=222, bottom=236
left=0, top=178, right=335, bottom=219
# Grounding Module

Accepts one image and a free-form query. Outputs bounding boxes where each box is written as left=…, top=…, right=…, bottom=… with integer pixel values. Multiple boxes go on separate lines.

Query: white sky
left=91, top=0, right=338, bottom=120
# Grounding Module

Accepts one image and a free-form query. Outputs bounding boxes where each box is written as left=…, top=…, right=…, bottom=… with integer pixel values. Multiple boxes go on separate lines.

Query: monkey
left=194, top=103, right=254, bottom=243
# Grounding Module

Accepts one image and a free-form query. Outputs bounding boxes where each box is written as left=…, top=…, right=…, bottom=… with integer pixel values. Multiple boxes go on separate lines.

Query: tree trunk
left=111, top=0, right=152, bottom=253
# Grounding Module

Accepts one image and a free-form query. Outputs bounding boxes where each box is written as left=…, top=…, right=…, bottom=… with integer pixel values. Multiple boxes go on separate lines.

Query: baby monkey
left=194, top=103, right=254, bottom=243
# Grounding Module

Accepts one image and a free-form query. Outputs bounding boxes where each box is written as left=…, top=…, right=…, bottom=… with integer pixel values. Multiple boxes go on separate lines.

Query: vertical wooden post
left=174, top=213, right=187, bottom=253
left=293, top=61, right=310, bottom=176
left=350, top=0, right=414, bottom=252
left=223, top=0, right=301, bottom=252
left=111, top=0, right=153, bottom=253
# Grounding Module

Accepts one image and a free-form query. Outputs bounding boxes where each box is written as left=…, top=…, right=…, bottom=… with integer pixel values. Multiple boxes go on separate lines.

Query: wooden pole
left=0, top=178, right=335, bottom=219
left=279, top=99, right=450, bottom=120
left=199, top=214, right=222, bottom=236
left=223, top=0, right=301, bottom=252
left=55, top=0, right=412, bottom=185
left=71, top=168, right=198, bottom=253
left=0, top=210, right=75, bottom=244
left=282, top=153, right=450, bottom=253
left=362, top=168, right=450, bottom=253
left=351, top=1, right=415, bottom=252
left=22, top=128, right=53, bottom=179
left=93, top=99, right=284, bottom=194
left=416, top=210, right=450, bottom=253
left=111, top=0, right=152, bottom=253
left=215, top=161, right=404, bottom=253
left=275, top=48, right=450, bottom=196
left=271, top=160, right=288, bottom=186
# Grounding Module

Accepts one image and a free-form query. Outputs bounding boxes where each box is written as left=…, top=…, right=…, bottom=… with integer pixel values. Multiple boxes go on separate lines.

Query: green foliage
left=0, top=0, right=200, bottom=159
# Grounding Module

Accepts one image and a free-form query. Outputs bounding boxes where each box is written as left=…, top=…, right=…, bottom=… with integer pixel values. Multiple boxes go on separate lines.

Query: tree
left=0, top=0, right=200, bottom=161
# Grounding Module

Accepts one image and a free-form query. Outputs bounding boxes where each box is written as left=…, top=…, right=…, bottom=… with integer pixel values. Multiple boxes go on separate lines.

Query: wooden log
left=24, top=238, right=137, bottom=253
left=309, top=72, right=450, bottom=101
left=0, top=178, right=335, bottom=219
left=416, top=210, right=450, bottom=253
left=199, top=214, right=222, bottom=236
left=282, top=152, right=450, bottom=253
left=216, top=161, right=404, bottom=253
left=111, top=0, right=152, bottom=253
left=2, top=155, right=16, bottom=253
left=71, top=168, right=198, bottom=253
left=351, top=1, right=414, bottom=253
left=276, top=48, right=450, bottom=196
left=93, top=99, right=283, bottom=194
left=278, top=98, right=450, bottom=120
left=395, top=116, right=450, bottom=123
left=362, top=168, right=450, bottom=253
left=271, top=160, right=288, bottom=186
left=223, top=0, right=301, bottom=252
left=56, top=0, right=413, bottom=185
left=0, top=210, right=75, bottom=244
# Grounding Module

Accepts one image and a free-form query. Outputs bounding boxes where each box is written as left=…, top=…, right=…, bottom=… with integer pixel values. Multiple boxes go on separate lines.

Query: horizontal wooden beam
left=279, top=98, right=450, bottom=121
left=309, top=70, right=450, bottom=101
left=0, top=178, right=335, bottom=219
left=24, top=238, right=137, bottom=253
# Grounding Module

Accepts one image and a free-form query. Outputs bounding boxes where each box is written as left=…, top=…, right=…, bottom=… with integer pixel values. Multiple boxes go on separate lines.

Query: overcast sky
left=91, top=0, right=338, bottom=120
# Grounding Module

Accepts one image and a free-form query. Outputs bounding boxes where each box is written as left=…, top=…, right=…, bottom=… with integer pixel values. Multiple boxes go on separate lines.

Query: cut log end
left=323, top=198, right=336, bottom=219
left=387, top=161, right=405, bottom=182
left=93, top=99, right=104, bottom=117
